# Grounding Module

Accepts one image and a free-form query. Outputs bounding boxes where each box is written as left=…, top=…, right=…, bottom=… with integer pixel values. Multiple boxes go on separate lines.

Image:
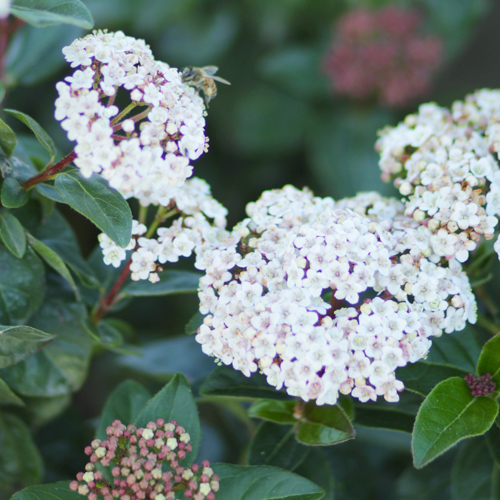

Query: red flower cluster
left=464, top=373, right=496, bottom=397
left=70, top=419, right=219, bottom=500
left=323, top=6, right=443, bottom=108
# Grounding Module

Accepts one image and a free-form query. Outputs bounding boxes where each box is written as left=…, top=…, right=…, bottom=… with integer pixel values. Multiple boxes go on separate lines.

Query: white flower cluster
left=196, top=186, right=476, bottom=405
left=376, top=89, right=500, bottom=263
left=98, top=178, right=229, bottom=282
left=55, top=30, right=207, bottom=204
left=0, top=0, right=10, bottom=19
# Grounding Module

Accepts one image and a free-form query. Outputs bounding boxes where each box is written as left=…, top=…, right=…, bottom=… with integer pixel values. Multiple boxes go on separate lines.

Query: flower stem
left=145, top=207, right=177, bottom=238
left=21, top=150, right=77, bottom=190
left=111, top=101, right=138, bottom=126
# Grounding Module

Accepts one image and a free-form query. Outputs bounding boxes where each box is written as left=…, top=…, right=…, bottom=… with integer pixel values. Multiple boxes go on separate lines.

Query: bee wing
left=201, top=66, right=219, bottom=75
left=210, top=75, right=231, bottom=85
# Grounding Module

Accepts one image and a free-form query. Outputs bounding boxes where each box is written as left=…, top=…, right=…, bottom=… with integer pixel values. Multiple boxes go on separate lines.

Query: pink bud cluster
left=69, top=419, right=219, bottom=500
left=464, top=373, right=496, bottom=397
left=323, top=6, right=442, bottom=108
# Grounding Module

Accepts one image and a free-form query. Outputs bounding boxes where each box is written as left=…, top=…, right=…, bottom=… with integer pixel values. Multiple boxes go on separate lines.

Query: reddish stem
left=21, top=150, right=77, bottom=190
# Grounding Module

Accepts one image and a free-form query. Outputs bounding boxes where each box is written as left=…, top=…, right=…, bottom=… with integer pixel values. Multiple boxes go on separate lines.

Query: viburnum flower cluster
left=196, top=186, right=476, bottom=405
left=98, top=178, right=229, bottom=282
left=464, top=373, right=496, bottom=397
left=55, top=30, right=207, bottom=203
left=70, top=419, right=219, bottom=500
left=376, top=89, right=500, bottom=263
left=323, top=6, right=442, bottom=107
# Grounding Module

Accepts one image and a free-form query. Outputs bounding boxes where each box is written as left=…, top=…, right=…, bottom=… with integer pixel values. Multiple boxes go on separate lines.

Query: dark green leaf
left=134, top=374, right=201, bottom=464
left=427, top=328, right=481, bottom=372
left=26, top=233, right=79, bottom=299
left=0, top=325, right=54, bottom=369
left=295, top=401, right=355, bottom=445
left=200, top=365, right=292, bottom=400
left=477, top=333, right=500, bottom=394
left=121, top=270, right=201, bottom=297
left=353, top=404, right=416, bottom=434
left=82, top=318, right=139, bottom=356
left=10, top=0, right=93, bottom=28
left=412, top=377, right=499, bottom=468
left=1, top=177, right=28, bottom=208
left=185, top=310, right=205, bottom=335
left=212, top=464, right=324, bottom=500
left=55, top=171, right=132, bottom=247
left=4, top=109, right=56, bottom=160
left=294, top=449, right=334, bottom=500
left=249, top=400, right=298, bottom=424
left=0, top=299, right=92, bottom=396
left=0, top=117, right=17, bottom=157
left=0, top=246, right=44, bottom=324
left=0, top=213, right=26, bottom=258
left=35, top=182, right=65, bottom=202
left=450, top=438, right=495, bottom=500
left=485, top=424, right=500, bottom=466
left=0, top=412, right=43, bottom=494
left=0, top=377, right=24, bottom=406
left=397, top=361, right=468, bottom=396
left=96, top=380, right=152, bottom=441
left=248, top=422, right=310, bottom=470
left=22, top=394, right=71, bottom=427
left=11, top=481, right=81, bottom=500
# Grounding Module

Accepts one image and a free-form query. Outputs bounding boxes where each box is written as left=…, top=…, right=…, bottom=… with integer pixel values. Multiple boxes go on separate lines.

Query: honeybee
left=181, top=66, right=231, bottom=107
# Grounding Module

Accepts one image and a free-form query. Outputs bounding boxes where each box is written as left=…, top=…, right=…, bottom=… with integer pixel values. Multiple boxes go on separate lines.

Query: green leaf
left=134, top=374, right=201, bottom=465
left=10, top=0, right=93, bottom=28
left=248, top=422, right=310, bottom=471
left=22, top=393, right=70, bottom=428
left=11, top=481, right=81, bottom=500
left=353, top=403, right=416, bottom=434
left=26, top=233, right=79, bottom=299
left=121, top=270, right=201, bottom=297
left=0, top=117, right=17, bottom=157
left=295, top=401, right=355, bottom=445
left=212, top=464, right=324, bottom=500
left=0, top=412, right=43, bottom=495
left=0, top=377, right=24, bottom=406
left=293, top=449, right=334, bottom=500
left=1, top=177, right=29, bottom=208
left=397, top=361, right=468, bottom=397
left=200, top=365, right=292, bottom=400
left=0, top=213, right=26, bottom=258
left=477, top=332, right=500, bottom=394
left=450, top=438, right=496, bottom=500
left=0, top=299, right=92, bottom=396
left=412, top=377, right=499, bottom=468
left=249, top=400, right=298, bottom=425
left=55, top=171, right=132, bottom=248
left=0, top=325, right=54, bottom=369
left=185, top=310, right=205, bottom=335
left=0, top=246, right=44, bottom=324
left=4, top=109, right=56, bottom=160
left=485, top=424, right=500, bottom=466
left=96, top=380, right=152, bottom=441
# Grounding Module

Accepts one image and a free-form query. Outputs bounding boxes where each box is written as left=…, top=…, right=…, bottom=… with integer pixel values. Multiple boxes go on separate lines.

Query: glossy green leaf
left=353, top=404, right=416, bottom=434
left=450, top=438, right=496, bottom=500
left=10, top=0, right=93, bottom=28
left=96, top=380, right=152, bottom=441
left=200, top=365, right=292, bottom=400
left=248, top=422, right=310, bottom=470
left=11, top=481, right=81, bottom=500
left=0, top=377, right=24, bottom=406
left=121, top=270, right=201, bottom=297
left=1, top=177, right=29, bottom=208
left=477, top=333, right=500, bottom=394
left=0, top=412, right=43, bottom=495
left=55, top=171, right=132, bottom=248
left=134, top=374, right=201, bottom=464
left=0, top=213, right=26, bottom=258
left=412, top=377, right=499, bottom=468
left=0, top=300, right=92, bottom=396
left=295, top=401, right=355, bottom=445
left=249, top=400, right=298, bottom=425
left=4, top=109, right=56, bottom=160
left=0, top=117, right=17, bottom=157
left=212, top=464, right=324, bottom=500
left=0, top=246, right=44, bottom=324
left=26, top=233, right=79, bottom=299
left=397, top=361, right=468, bottom=396
left=0, top=325, right=54, bottom=369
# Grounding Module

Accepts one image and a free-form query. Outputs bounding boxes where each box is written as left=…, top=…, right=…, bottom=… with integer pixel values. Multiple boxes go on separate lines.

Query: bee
left=181, top=66, right=230, bottom=107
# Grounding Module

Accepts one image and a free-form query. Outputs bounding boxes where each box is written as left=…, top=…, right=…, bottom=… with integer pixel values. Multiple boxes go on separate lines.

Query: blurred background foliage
left=3, top=0, right=500, bottom=498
